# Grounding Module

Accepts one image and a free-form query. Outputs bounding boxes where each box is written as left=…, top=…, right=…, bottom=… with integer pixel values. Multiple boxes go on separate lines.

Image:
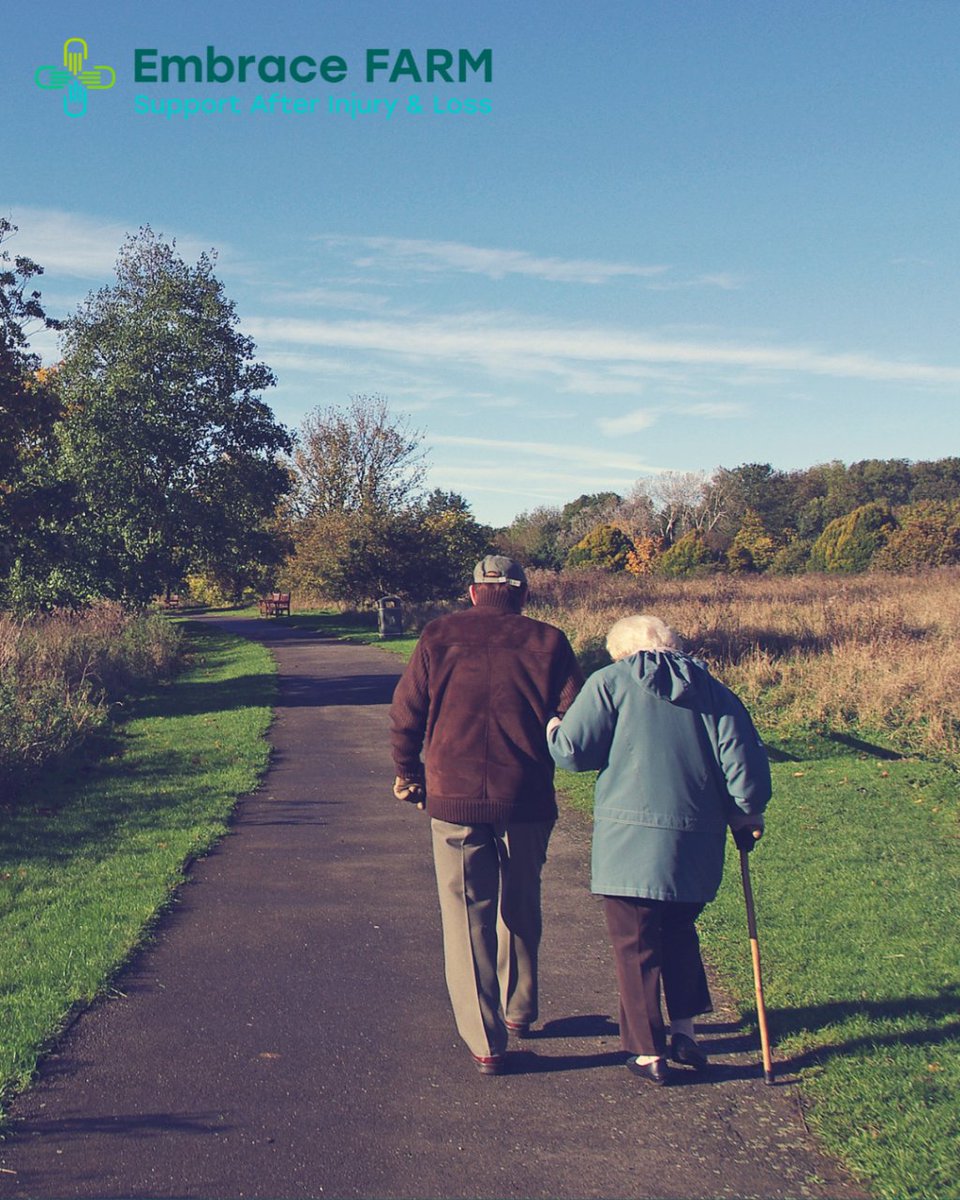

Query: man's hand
left=393, top=772, right=426, bottom=810
left=732, top=825, right=763, bottom=852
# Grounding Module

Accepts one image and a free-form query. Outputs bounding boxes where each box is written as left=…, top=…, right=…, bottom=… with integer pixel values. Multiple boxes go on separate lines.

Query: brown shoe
left=505, top=1019, right=532, bottom=1039
left=471, top=1053, right=506, bottom=1075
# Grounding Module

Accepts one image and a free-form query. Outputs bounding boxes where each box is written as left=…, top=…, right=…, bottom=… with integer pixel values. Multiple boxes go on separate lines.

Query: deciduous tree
left=872, top=501, right=960, bottom=572
left=55, top=227, right=292, bottom=604
left=726, top=508, right=777, bottom=573
left=291, top=394, right=426, bottom=518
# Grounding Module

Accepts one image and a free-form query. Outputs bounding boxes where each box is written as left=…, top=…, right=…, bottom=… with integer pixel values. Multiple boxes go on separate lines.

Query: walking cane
left=739, top=844, right=775, bottom=1085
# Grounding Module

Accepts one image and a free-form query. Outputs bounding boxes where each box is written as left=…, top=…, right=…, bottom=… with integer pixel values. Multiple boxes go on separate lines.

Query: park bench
left=258, top=591, right=291, bottom=618
left=160, top=594, right=181, bottom=610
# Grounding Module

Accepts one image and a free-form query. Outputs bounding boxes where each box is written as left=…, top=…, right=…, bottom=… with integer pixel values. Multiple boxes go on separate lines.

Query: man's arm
left=390, top=646, right=430, bottom=777
left=554, top=636, right=585, bottom=718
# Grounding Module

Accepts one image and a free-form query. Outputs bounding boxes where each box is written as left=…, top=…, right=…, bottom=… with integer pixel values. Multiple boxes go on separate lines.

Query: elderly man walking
left=390, top=556, right=583, bottom=1074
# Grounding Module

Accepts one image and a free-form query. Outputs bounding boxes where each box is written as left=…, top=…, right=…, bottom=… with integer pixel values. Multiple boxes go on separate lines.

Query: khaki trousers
left=431, top=817, right=553, bottom=1058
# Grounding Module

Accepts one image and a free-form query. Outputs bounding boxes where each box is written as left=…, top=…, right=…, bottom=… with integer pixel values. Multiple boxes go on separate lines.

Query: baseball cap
left=472, top=555, right=527, bottom=588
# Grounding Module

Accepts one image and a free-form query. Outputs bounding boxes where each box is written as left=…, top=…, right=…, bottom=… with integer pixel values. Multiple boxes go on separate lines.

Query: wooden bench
left=160, top=594, right=181, bottom=610
left=258, top=591, right=291, bottom=618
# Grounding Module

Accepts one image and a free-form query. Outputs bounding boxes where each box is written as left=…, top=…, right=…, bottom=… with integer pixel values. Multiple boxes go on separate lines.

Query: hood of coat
left=627, top=650, right=712, bottom=704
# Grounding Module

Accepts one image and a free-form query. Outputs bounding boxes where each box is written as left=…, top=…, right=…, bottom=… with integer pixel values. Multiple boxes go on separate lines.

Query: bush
left=0, top=603, right=182, bottom=793
left=566, top=524, right=635, bottom=571
left=0, top=676, right=103, bottom=776
left=768, top=537, right=814, bottom=575
left=624, top=535, right=664, bottom=575
left=726, top=509, right=777, bottom=573
left=808, top=502, right=897, bottom=573
left=658, top=531, right=714, bottom=577
left=872, top=501, right=960, bottom=572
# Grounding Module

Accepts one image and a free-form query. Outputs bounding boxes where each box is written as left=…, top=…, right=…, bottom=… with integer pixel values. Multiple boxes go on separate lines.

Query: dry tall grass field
left=524, top=567, right=960, bottom=758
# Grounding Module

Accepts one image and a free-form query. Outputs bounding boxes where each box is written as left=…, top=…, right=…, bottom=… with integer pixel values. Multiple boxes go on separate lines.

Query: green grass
left=0, top=623, right=275, bottom=1113
left=699, top=745, right=960, bottom=1200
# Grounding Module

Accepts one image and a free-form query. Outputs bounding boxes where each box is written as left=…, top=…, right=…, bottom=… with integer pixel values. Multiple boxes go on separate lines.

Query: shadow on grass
left=825, top=732, right=903, bottom=760
left=1, top=738, right=245, bottom=868
left=764, top=983, right=960, bottom=1072
left=763, top=728, right=907, bottom=763
left=124, top=672, right=271, bottom=721
left=765, top=745, right=801, bottom=763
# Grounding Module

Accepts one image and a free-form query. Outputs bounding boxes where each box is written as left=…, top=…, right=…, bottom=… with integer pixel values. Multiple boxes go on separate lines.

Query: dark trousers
left=603, top=896, right=713, bottom=1057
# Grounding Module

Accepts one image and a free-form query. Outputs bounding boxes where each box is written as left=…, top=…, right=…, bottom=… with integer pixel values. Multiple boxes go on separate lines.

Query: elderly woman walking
left=547, top=615, right=771, bottom=1085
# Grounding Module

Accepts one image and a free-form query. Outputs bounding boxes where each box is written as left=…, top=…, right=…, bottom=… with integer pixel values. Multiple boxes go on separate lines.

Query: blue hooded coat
left=547, top=652, right=771, bottom=903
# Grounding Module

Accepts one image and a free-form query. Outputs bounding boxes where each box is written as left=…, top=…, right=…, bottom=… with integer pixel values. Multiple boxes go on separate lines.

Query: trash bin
left=377, top=595, right=403, bottom=639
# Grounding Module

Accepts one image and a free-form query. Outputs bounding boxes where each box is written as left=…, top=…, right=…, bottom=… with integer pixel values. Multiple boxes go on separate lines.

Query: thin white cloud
left=648, top=272, right=744, bottom=291
left=245, top=313, right=960, bottom=388
left=5, top=206, right=238, bottom=281
left=267, top=286, right=394, bottom=313
left=314, top=234, right=670, bottom=285
left=430, top=433, right=653, bottom=476
left=4, top=207, right=128, bottom=278
left=598, top=409, right=657, bottom=436
left=597, top=400, right=745, bottom=437
left=890, top=255, right=935, bottom=268
left=265, top=350, right=360, bottom=376
left=676, top=401, right=746, bottom=419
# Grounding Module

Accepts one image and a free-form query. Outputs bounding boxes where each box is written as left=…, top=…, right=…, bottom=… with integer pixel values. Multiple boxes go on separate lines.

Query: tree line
left=497, top=459, right=960, bottom=577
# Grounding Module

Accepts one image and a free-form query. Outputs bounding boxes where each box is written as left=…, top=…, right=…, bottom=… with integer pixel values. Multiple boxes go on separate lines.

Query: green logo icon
left=35, top=38, right=116, bottom=118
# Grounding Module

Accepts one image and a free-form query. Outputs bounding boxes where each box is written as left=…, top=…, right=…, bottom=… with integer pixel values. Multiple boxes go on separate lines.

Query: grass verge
left=698, top=743, right=960, bottom=1200
left=0, top=623, right=275, bottom=1115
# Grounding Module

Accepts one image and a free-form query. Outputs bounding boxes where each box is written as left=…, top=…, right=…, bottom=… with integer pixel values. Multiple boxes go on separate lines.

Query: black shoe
left=626, top=1057, right=669, bottom=1086
left=670, top=1032, right=710, bottom=1071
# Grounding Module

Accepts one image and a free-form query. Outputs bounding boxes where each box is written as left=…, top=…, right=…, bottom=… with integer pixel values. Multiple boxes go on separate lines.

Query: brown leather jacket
left=390, top=601, right=583, bottom=825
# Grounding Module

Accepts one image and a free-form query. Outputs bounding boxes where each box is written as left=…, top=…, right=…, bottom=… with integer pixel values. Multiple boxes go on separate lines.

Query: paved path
left=0, top=617, right=867, bottom=1200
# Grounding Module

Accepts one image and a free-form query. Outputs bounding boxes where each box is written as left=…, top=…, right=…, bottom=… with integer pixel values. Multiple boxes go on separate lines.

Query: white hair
left=606, top=614, right=683, bottom=661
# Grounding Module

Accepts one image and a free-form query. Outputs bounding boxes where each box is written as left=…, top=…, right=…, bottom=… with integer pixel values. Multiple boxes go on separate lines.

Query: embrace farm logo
left=35, top=37, right=116, bottom=118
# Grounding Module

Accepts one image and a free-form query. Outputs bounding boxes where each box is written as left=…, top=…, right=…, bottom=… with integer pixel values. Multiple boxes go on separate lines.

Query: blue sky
left=5, top=1, right=960, bottom=527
